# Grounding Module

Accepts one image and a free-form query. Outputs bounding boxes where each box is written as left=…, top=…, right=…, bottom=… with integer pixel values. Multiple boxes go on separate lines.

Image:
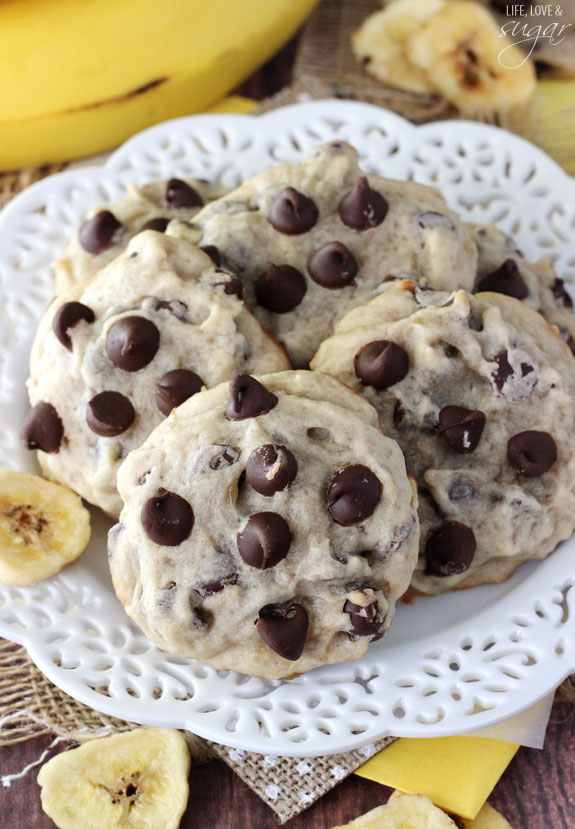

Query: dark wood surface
left=2, top=33, right=575, bottom=829
left=1, top=701, right=574, bottom=827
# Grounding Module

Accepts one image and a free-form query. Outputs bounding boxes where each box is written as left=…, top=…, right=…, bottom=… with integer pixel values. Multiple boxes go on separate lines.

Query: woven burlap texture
left=0, top=641, right=394, bottom=823
left=292, top=0, right=453, bottom=121
left=0, top=0, right=574, bottom=822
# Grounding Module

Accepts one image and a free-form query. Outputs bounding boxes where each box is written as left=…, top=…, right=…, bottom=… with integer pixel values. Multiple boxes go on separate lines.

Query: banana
left=461, top=802, right=513, bottom=828
left=0, top=470, right=90, bottom=587
left=38, top=728, right=190, bottom=829
left=332, top=791, right=512, bottom=828
left=406, top=1, right=535, bottom=115
left=332, top=790, right=459, bottom=828
left=0, top=95, right=256, bottom=172
left=352, top=0, right=447, bottom=94
left=0, top=0, right=317, bottom=169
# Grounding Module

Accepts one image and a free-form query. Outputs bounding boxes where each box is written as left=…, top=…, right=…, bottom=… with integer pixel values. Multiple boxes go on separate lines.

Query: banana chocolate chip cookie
left=311, top=281, right=575, bottom=594
left=53, top=177, right=226, bottom=293
left=108, top=371, right=419, bottom=679
left=177, top=141, right=477, bottom=367
left=469, top=222, right=575, bottom=353
left=22, top=232, right=290, bottom=517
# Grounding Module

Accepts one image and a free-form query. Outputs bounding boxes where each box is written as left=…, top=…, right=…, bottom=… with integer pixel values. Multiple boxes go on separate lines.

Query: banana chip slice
left=38, top=728, right=190, bottom=829
left=461, top=802, right=513, bottom=828
left=332, top=790, right=459, bottom=828
left=0, top=470, right=90, bottom=586
left=352, top=0, right=447, bottom=94
left=331, top=790, right=513, bottom=828
left=406, top=1, right=535, bottom=115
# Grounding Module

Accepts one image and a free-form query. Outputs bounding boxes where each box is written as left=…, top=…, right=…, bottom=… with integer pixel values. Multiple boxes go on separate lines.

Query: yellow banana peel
left=0, top=0, right=317, bottom=169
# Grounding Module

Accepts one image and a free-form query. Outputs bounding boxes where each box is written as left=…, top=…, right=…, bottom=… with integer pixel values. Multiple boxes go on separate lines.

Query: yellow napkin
left=355, top=736, right=518, bottom=820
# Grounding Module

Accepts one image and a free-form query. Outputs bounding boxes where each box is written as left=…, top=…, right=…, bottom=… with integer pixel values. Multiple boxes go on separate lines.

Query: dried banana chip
left=0, top=469, right=90, bottom=586
left=406, top=1, right=535, bottom=115
left=352, top=0, right=447, bottom=94
left=38, top=728, right=190, bottom=829
left=332, top=789, right=459, bottom=828
left=461, top=801, right=513, bottom=828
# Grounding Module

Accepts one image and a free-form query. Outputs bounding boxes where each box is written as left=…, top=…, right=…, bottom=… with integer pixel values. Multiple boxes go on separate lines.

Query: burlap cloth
left=0, top=639, right=394, bottom=822
left=1, top=0, right=574, bottom=823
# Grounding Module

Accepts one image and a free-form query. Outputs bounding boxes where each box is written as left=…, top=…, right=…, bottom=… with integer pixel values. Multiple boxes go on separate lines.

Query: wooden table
left=2, top=36, right=575, bottom=829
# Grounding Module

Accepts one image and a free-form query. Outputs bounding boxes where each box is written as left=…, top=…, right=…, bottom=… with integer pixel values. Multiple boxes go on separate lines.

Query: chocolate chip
left=192, top=606, right=211, bottom=630
left=393, top=400, right=406, bottom=427
left=237, top=512, right=292, bottom=569
left=256, top=602, right=308, bottom=660
left=438, top=406, right=486, bottom=453
left=52, top=301, right=95, bottom=350
left=343, top=598, right=382, bottom=637
left=327, top=465, right=382, bottom=525
left=308, top=242, right=357, bottom=289
left=307, top=427, right=331, bottom=442
left=448, top=477, right=475, bottom=501
left=267, top=187, right=318, bottom=235
left=442, top=342, right=459, bottom=358
left=476, top=259, right=528, bottom=300
left=20, top=402, right=63, bottom=453
left=140, top=216, right=170, bottom=233
left=106, top=316, right=160, bottom=372
left=562, top=331, right=575, bottom=354
left=201, top=245, right=221, bottom=266
left=86, top=391, right=135, bottom=436
left=141, top=489, right=194, bottom=545
left=246, top=445, right=297, bottom=495
left=163, top=179, right=203, bottom=209
left=425, top=522, right=476, bottom=577
left=416, top=211, right=456, bottom=231
left=491, top=350, right=534, bottom=391
left=155, top=299, right=188, bottom=319
left=155, top=369, right=203, bottom=415
left=552, top=277, right=573, bottom=309
left=507, top=431, right=556, bottom=477
left=212, top=272, right=243, bottom=298
left=209, top=444, right=240, bottom=470
left=78, top=210, right=122, bottom=254
left=468, top=313, right=484, bottom=332
left=225, top=375, right=278, bottom=420
left=354, top=340, right=409, bottom=390
left=338, top=176, right=388, bottom=230
left=195, top=573, right=238, bottom=598
left=255, top=262, right=307, bottom=313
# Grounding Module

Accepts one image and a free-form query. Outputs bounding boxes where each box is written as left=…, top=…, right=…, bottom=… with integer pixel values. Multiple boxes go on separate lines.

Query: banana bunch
left=332, top=789, right=512, bottom=828
left=353, top=0, right=535, bottom=116
left=0, top=470, right=90, bottom=586
left=0, top=0, right=318, bottom=170
left=38, top=728, right=190, bottom=829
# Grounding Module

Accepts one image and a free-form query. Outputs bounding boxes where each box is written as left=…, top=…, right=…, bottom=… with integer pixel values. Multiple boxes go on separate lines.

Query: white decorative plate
left=0, top=100, right=574, bottom=757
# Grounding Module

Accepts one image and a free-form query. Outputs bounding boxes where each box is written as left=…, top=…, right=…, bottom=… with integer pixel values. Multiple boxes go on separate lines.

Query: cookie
left=311, top=280, right=575, bottom=594
left=176, top=141, right=477, bottom=367
left=53, top=177, right=226, bottom=293
left=23, top=232, right=290, bottom=517
left=469, top=222, right=575, bottom=352
left=108, top=370, right=419, bottom=679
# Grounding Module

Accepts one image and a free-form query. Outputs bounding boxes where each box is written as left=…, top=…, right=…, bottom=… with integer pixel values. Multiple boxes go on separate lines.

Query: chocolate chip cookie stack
left=19, top=140, right=575, bottom=678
